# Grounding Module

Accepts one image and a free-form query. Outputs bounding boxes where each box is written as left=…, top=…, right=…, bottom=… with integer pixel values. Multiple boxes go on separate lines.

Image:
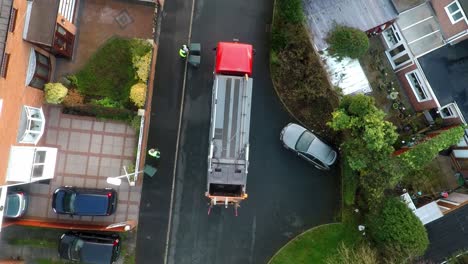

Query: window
left=387, top=44, right=412, bottom=68
left=53, top=24, right=74, bottom=58
left=406, top=71, right=430, bottom=101
left=1, top=53, right=10, bottom=78
left=32, top=150, right=46, bottom=178
left=296, top=131, right=316, bottom=152
left=28, top=51, right=50, bottom=89
left=445, top=1, right=466, bottom=24
left=440, top=104, right=457, bottom=118
left=383, top=25, right=402, bottom=47
left=383, top=25, right=412, bottom=69
left=18, top=106, right=45, bottom=144
left=8, top=8, right=17, bottom=32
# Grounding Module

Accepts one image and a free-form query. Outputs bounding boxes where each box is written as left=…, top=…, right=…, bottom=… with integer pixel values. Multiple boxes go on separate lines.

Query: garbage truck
left=206, top=41, right=253, bottom=215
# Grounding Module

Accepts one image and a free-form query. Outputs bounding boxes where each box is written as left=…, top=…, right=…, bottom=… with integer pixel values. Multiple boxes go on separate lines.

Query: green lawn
left=75, top=37, right=151, bottom=103
left=342, top=157, right=359, bottom=207
left=269, top=223, right=360, bottom=264
left=8, top=238, right=57, bottom=249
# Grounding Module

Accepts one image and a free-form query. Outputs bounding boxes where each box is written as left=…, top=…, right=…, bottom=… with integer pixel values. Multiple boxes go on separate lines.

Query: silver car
left=280, top=123, right=337, bottom=170
left=5, top=190, right=28, bottom=218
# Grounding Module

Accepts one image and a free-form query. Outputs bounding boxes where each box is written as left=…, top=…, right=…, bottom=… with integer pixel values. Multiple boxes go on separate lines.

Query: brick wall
left=395, top=63, right=438, bottom=111
left=431, top=0, right=468, bottom=40
left=0, top=0, right=55, bottom=184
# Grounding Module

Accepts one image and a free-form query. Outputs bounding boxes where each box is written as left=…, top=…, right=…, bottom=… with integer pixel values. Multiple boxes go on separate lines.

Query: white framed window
left=439, top=104, right=457, bottom=118
left=383, top=24, right=402, bottom=48
left=445, top=1, right=466, bottom=24
left=32, top=150, right=46, bottom=178
left=6, top=147, right=58, bottom=182
left=383, top=24, right=413, bottom=69
left=386, top=43, right=412, bottom=69
left=405, top=70, right=431, bottom=101
left=18, top=106, right=45, bottom=144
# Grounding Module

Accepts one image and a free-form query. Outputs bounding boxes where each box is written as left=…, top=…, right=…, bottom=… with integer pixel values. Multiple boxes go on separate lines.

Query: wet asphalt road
left=136, top=0, right=340, bottom=263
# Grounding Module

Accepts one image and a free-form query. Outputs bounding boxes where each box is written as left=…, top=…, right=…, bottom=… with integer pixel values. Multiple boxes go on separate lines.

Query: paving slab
left=25, top=105, right=140, bottom=227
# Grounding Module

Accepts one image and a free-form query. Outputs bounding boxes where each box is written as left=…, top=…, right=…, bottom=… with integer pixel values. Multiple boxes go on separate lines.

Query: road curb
left=267, top=222, right=341, bottom=264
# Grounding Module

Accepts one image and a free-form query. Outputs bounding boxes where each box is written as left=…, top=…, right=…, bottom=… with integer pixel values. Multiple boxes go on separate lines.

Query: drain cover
left=115, top=10, right=134, bottom=29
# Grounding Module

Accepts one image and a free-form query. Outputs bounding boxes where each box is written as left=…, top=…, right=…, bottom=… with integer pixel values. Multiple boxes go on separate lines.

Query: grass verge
left=269, top=223, right=360, bottom=264
left=9, top=238, right=57, bottom=248
left=270, top=0, right=339, bottom=144
left=36, top=259, right=69, bottom=264
left=343, top=157, right=359, bottom=207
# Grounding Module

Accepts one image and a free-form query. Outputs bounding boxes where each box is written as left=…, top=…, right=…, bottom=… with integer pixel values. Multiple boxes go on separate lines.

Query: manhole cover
left=115, top=10, right=134, bottom=29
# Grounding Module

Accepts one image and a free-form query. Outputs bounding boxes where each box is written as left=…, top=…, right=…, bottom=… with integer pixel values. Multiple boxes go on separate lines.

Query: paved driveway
left=137, top=0, right=340, bottom=263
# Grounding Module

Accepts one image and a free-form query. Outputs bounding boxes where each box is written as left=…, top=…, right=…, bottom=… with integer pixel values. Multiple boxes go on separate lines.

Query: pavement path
left=136, top=0, right=340, bottom=263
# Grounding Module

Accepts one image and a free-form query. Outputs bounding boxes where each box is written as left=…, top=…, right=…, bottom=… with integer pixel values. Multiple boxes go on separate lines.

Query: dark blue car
left=59, top=231, right=121, bottom=263
left=52, top=187, right=117, bottom=216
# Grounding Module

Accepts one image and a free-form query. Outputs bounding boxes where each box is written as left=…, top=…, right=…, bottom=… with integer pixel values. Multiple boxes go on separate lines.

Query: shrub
left=277, top=0, right=304, bottom=24
left=367, top=198, right=429, bottom=259
left=130, top=115, right=142, bottom=136
left=325, top=243, right=380, bottom=264
left=67, top=75, right=79, bottom=88
left=91, top=97, right=123, bottom=108
left=62, top=89, right=84, bottom=107
left=399, top=125, right=465, bottom=170
left=328, top=25, right=369, bottom=59
left=44, top=83, right=68, bottom=104
left=129, top=83, right=147, bottom=108
left=134, top=52, right=152, bottom=82
left=271, top=28, right=288, bottom=51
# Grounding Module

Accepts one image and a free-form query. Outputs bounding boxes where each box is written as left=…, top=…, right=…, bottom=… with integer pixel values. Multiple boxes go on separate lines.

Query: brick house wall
left=0, top=0, right=55, bottom=184
left=431, top=0, right=468, bottom=41
left=395, top=63, right=438, bottom=111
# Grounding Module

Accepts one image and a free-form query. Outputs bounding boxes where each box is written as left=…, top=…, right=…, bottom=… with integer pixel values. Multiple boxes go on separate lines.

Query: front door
left=53, top=24, right=74, bottom=58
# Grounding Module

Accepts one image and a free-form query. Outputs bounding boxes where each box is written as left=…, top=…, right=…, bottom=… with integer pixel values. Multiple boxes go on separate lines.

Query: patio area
left=55, top=0, right=155, bottom=79
left=22, top=105, right=141, bottom=226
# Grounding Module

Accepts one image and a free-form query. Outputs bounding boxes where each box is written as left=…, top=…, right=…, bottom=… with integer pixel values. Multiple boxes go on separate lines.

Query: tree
left=367, top=198, right=429, bottom=259
left=44, top=83, right=68, bottom=104
left=399, top=125, right=465, bottom=170
left=328, top=25, right=369, bottom=59
left=328, top=94, right=398, bottom=171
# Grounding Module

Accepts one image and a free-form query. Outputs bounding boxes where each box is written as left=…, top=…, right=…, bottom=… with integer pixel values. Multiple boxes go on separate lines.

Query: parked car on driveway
left=52, top=187, right=117, bottom=216
left=5, top=190, right=28, bottom=218
left=58, top=231, right=121, bottom=264
left=280, top=123, right=337, bottom=170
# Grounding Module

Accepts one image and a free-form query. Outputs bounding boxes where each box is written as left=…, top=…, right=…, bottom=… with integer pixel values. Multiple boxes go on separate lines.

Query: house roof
left=460, top=0, right=468, bottom=12
left=390, top=0, right=426, bottom=13
left=418, top=39, right=468, bottom=120
left=396, top=2, right=445, bottom=57
left=0, top=0, right=13, bottom=66
left=303, top=0, right=398, bottom=50
left=24, top=0, right=59, bottom=46
left=424, top=204, right=468, bottom=262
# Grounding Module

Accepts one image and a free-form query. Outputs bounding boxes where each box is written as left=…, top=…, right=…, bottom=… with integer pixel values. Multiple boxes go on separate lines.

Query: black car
left=58, top=231, right=121, bottom=263
left=52, top=187, right=117, bottom=216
